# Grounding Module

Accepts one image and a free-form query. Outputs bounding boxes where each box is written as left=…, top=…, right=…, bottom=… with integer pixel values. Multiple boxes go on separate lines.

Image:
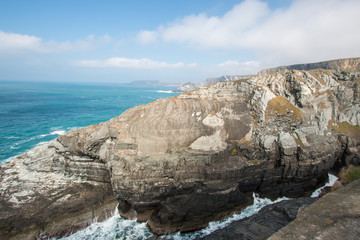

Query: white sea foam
left=4, top=136, right=20, bottom=139
left=60, top=173, right=339, bottom=240
left=8, top=128, right=69, bottom=153
left=50, top=130, right=66, bottom=135
left=10, top=135, right=40, bottom=149
left=61, top=205, right=152, bottom=240
left=157, top=90, right=174, bottom=93
left=2, top=155, right=17, bottom=164
left=36, top=141, right=48, bottom=146
left=311, top=173, right=338, bottom=197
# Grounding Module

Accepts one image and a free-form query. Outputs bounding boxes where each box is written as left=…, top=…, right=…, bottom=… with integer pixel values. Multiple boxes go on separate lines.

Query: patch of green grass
left=329, top=119, right=360, bottom=138
left=265, top=96, right=303, bottom=121
left=340, top=165, right=360, bottom=182
left=294, top=132, right=305, bottom=148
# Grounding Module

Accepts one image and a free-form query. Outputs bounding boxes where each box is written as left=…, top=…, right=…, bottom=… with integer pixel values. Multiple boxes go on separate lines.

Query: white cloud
left=136, top=30, right=158, bottom=44
left=210, top=60, right=260, bottom=75
left=0, top=31, right=43, bottom=51
left=0, top=31, right=111, bottom=53
left=138, top=0, right=360, bottom=64
left=75, top=57, right=194, bottom=69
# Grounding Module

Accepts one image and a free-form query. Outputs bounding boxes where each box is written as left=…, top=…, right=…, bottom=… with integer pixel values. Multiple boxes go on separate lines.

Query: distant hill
left=259, top=57, right=360, bottom=75
left=128, top=80, right=180, bottom=87
left=202, top=75, right=252, bottom=86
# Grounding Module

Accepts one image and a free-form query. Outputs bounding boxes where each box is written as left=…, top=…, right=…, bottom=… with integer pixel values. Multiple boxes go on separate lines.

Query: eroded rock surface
left=1, top=58, right=360, bottom=238
left=200, top=197, right=316, bottom=240
left=268, top=179, right=360, bottom=240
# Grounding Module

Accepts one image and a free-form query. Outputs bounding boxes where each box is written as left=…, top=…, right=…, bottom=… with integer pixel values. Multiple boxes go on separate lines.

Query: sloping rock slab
left=268, top=179, right=360, bottom=240
left=199, top=197, right=316, bottom=240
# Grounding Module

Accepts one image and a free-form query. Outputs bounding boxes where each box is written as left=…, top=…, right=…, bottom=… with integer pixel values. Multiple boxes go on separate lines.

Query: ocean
left=0, top=80, right=338, bottom=239
left=0, top=80, right=178, bottom=164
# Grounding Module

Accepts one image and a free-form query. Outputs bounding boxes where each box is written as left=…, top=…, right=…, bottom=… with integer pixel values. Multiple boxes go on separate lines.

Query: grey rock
left=258, top=57, right=360, bottom=75
left=268, top=179, right=360, bottom=240
left=173, top=82, right=197, bottom=93
left=200, top=197, right=316, bottom=240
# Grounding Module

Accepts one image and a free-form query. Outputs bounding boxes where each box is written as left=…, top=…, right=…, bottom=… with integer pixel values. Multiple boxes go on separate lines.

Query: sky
left=1, top=0, right=360, bottom=83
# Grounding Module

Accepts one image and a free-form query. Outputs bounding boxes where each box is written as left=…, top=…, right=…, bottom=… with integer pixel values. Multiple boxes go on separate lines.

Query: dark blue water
left=0, top=80, right=178, bottom=164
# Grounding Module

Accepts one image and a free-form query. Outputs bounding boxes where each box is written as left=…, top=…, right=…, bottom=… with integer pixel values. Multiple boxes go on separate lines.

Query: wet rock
left=200, top=197, right=316, bottom=240
left=268, top=179, right=360, bottom=240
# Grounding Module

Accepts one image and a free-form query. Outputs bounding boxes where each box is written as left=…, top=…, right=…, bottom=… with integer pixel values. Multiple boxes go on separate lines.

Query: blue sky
left=1, top=0, right=359, bottom=83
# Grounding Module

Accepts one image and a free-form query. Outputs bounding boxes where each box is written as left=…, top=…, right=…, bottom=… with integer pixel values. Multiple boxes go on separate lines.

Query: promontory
left=1, top=58, right=359, bottom=239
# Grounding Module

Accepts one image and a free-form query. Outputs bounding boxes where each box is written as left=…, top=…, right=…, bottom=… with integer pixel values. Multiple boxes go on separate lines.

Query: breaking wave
left=157, top=90, right=174, bottom=93
left=60, top=173, right=337, bottom=240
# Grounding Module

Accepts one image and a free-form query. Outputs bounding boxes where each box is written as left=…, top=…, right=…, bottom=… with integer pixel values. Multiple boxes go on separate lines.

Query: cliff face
left=0, top=58, right=359, bottom=238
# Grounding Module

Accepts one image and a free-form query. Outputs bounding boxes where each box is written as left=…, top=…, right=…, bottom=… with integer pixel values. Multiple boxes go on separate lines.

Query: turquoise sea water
left=0, top=80, right=178, bottom=164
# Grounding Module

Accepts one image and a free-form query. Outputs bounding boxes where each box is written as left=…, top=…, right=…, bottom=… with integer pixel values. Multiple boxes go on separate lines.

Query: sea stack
left=1, top=58, right=359, bottom=239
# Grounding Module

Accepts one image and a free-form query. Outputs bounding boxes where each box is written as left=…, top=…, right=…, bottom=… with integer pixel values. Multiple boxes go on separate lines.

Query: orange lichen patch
left=249, top=159, right=261, bottom=165
left=265, top=96, right=303, bottom=121
left=329, top=119, right=360, bottom=138
left=317, top=101, right=329, bottom=109
left=231, top=148, right=238, bottom=156
left=232, top=78, right=251, bottom=84
left=238, top=137, right=252, bottom=146
left=293, top=73, right=307, bottom=84
left=317, top=89, right=335, bottom=101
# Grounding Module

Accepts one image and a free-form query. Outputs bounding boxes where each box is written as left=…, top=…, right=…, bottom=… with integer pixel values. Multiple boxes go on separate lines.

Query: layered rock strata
left=0, top=58, right=360, bottom=238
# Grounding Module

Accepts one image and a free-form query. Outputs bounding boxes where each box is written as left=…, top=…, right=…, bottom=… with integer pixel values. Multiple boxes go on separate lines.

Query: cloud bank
left=137, top=0, right=360, bottom=64
left=0, top=31, right=110, bottom=53
left=75, top=57, right=195, bottom=69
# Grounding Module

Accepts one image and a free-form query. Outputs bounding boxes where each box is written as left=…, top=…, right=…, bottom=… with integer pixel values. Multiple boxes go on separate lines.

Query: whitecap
left=3, top=136, right=20, bottom=139
left=50, top=130, right=66, bottom=135
left=157, top=90, right=174, bottom=93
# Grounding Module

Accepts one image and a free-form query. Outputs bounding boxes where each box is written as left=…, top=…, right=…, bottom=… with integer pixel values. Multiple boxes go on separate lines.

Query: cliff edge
left=0, top=58, right=359, bottom=239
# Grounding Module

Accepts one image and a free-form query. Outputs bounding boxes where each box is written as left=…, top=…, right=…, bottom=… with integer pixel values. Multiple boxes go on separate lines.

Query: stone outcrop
left=1, top=58, right=360, bottom=238
left=173, top=82, right=197, bottom=93
left=268, top=179, right=360, bottom=240
left=200, top=197, right=317, bottom=240
left=0, top=139, right=118, bottom=239
left=202, top=75, right=252, bottom=86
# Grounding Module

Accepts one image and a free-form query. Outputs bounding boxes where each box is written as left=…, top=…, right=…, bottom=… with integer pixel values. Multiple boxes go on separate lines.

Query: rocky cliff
left=202, top=75, right=252, bottom=86
left=0, top=58, right=359, bottom=238
left=259, top=57, right=360, bottom=75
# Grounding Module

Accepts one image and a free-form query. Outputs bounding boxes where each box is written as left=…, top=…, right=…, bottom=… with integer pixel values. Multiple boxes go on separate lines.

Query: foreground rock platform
left=0, top=58, right=359, bottom=238
left=200, top=197, right=316, bottom=240
left=268, top=179, right=360, bottom=240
